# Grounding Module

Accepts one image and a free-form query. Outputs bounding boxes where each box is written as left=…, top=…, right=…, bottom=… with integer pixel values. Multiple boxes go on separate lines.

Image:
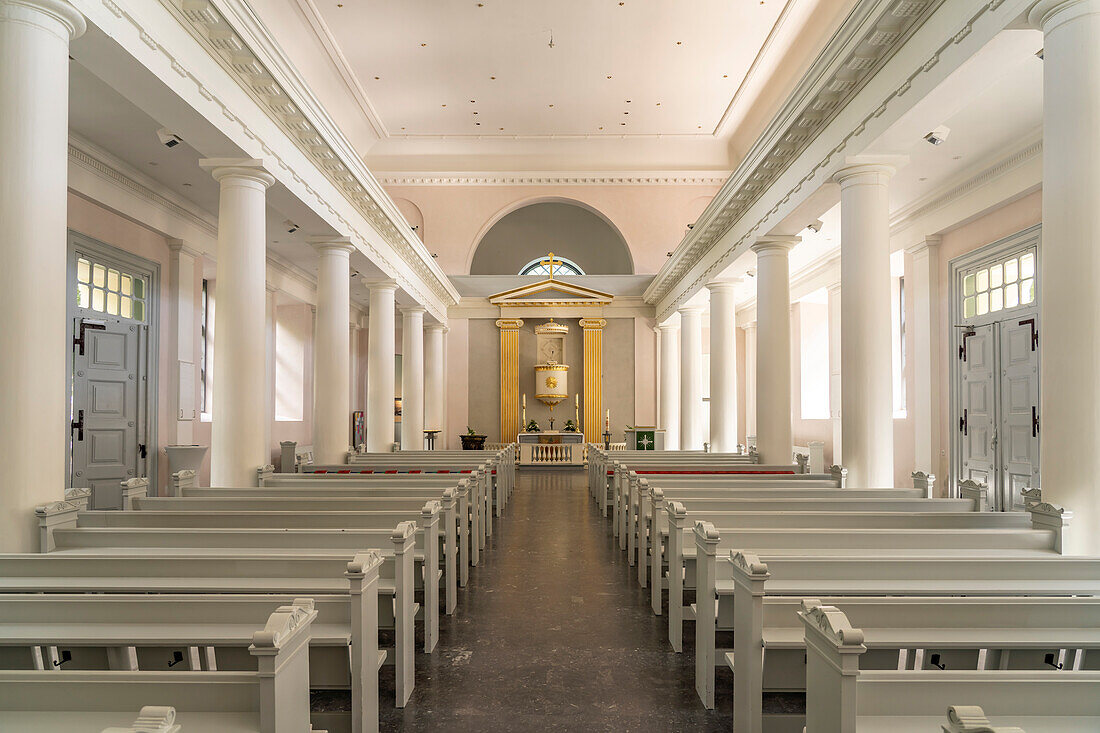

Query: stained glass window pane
left=990, top=264, right=1003, bottom=289
left=976, top=269, right=989, bottom=293
left=990, top=288, right=1003, bottom=312
left=92, top=288, right=105, bottom=311
left=963, top=274, right=975, bottom=296
left=963, top=296, right=976, bottom=318
left=1004, top=258, right=1018, bottom=283
left=1021, top=253, right=1035, bottom=279
left=92, top=264, right=106, bottom=288
left=77, top=259, right=91, bottom=283
left=107, top=269, right=120, bottom=292
left=1021, top=278, right=1036, bottom=304
left=976, top=292, right=989, bottom=315
left=106, top=292, right=119, bottom=315
left=1005, top=283, right=1019, bottom=308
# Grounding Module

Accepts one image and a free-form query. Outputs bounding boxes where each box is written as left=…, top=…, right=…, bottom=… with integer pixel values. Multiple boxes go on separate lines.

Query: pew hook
left=53, top=649, right=72, bottom=667
left=928, top=653, right=946, bottom=670
left=167, top=650, right=185, bottom=668
left=1044, top=653, right=1064, bottom=670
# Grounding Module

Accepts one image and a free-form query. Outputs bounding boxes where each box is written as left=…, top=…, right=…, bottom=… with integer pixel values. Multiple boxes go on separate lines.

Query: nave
left=378, top=468, right=740, bottom=732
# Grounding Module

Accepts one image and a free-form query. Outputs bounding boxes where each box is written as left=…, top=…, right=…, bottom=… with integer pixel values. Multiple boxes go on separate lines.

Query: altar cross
left=540, top=251, right=564, bottom=279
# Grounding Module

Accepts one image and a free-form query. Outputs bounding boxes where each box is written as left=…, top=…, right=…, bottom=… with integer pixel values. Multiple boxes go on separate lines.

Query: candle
left=522, top=394, right=526, bottom=408
left=606, top=409, right=610, bottom=429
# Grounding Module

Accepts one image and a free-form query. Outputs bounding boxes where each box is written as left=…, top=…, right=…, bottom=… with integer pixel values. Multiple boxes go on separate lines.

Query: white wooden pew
left=0, top=588, right=384, bottom=733
left=0, top=547, right=419, bottom=709
left=0, top=599, right=319, bottom=733
left=801, top=602, right=1100, bottom=733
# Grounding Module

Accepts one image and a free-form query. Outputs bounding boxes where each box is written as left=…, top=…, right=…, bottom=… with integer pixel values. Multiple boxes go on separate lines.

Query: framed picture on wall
left=352, top=411, right=365, bottom=447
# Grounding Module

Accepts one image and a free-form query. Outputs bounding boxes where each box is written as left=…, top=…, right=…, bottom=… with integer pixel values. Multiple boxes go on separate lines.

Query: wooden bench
left=801, top=601, right=1100, bottom=732
left=0, top=599, right=320, bottom=733
left=0, top=544, right=420, bottom=709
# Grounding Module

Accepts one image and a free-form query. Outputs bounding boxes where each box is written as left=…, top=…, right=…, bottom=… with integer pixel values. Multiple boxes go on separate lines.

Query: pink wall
left=382, top=184, right=720, bottom=275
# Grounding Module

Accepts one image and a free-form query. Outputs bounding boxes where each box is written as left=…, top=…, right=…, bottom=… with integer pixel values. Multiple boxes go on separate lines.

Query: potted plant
left=460, top=426, right=487, bottom=450
left=562, top=419, right=578, bottom=433
left=524, top=419, right=541, bottom=433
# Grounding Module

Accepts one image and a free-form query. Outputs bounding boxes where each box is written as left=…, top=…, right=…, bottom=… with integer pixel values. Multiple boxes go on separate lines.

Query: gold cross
left=539, top=251, right=563, bottom=279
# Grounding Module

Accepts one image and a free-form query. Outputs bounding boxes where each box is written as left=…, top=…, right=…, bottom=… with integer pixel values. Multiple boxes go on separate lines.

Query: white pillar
left=349, top=321, right=360, bottom=414
left=0, top=0, right=84, bottom=550
left=752, top=236, right=799, bottom=464
left=742, top=322, right=757, bottom=442
left=835, top=160, right=897, bottom=487
left=264, top=284, right=276, bottom=461
left=907, top=237, right=940, bottom=476
left=310, top=238, right=355, bottom=463
left=400, top=307, right=425, bottom=450
left=366, top=281, right=397, bottom=452
left=707, top=281, right=740, bottom=453
left=679, top=305, right=704, bottom=450
left=1030, top=0, right=1100, bottom=553
left=200, top=159, right=275, bottom=486
left=167, top=242, right=200, bottom=445
left=827, top=283, right=842, bottom=465
left=657, top=320, right=681, bottom=449
left=424, top=323, right=446, bottom=434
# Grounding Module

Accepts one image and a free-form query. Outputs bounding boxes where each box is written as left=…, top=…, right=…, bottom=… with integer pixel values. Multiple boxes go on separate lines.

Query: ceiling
left=268, top=0, right=855, bottom=171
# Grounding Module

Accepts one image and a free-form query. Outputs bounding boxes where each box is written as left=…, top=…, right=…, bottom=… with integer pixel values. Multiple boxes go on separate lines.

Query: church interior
left=1, top=0, right=1098, bottom=730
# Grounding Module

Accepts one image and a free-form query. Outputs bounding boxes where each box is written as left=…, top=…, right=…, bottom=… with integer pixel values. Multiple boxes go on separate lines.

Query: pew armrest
left=99, top=706, right=181, bottom=733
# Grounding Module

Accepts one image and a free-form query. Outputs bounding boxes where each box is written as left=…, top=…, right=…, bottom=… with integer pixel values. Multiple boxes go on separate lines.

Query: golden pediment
left=489, top=279, right=613, bottom=308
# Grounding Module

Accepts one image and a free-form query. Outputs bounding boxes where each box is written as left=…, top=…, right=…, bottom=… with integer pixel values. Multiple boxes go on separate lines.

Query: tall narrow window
left=200, top=279, right=209, bottom=414
left=898, top=276, right=906, bottom=409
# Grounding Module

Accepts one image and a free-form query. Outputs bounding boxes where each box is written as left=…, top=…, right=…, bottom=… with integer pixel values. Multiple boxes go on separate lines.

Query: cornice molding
left=131, top=0, right=459, bottom=320
left=376, top=171, right=732, bottom=186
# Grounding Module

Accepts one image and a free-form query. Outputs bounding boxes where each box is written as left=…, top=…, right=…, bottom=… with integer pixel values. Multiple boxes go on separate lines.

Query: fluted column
left=200, top=159, right=275, bottom=486
left=751, top=236, right=799, bottom=464
left=401, top=307, right=425, bottom=450
left=366, top=281, right=397, bottom=452
left=0, top=0, right=85, bottom=549
left=581, top=318, right=607, bottom=444
left=657, top=321, right=681, bottom=449
left=424, top=324, right=446, bottom=439
left=835, top=160, right=897, bottom=487
left=742, top=322, right=757, bottom=442
left=1029, top=0, right=1100, bottom=552
left=310, top=238, right=354, bottom=463
left=707, top=281, right=740, bottom=453
left=679, top=305, right=704, bottom=450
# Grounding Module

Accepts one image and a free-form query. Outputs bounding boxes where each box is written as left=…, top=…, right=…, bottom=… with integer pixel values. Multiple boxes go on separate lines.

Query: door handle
left=1032, top=406, right=1039, bottom=437
left=959, top=409, right=968, bottom=436
left=71, top=409, right=85, bottom=442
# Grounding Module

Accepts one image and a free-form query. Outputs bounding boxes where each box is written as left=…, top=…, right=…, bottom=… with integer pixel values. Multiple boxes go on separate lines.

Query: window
left=200, top=279, right=209, bottom=413
left=798, top=294, right=830, bottom=420
left=962, top=250, right=1036, bottom=320
left=519, top=256, right=584, bottom=276
left=897, top=276, right=906, bottom=411
left=275, top=306, right=308, bottom=422
left=890, top=251, right=906, bottom=417
left=75, top=256, right=147, bottom=321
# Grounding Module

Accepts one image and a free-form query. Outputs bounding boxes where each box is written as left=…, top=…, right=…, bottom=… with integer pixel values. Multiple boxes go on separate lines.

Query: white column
left=742, top=322, right=757, bottom=442
left=349, top=321, right=360, bottom=414
left=200, top=159, right=275, bottom=486
left=827, top=283, right=843, bottom=464
left=751, top=236, right=799, bottom=464
left=835, top=160, right=897, bottom=487
left=707, top=281, right=740, bottom=453
left=424, top=323, right=446, bottom=434
left=679, top=305, right=704, bottom=450
left=401, top=307, right=425, bottom=450
left=167, top=242, right=200, bottom=445
left=907, top=237, right=940, bottom=476
left=657, top=320, right=681, bottom=449
left=264, top=284, right=276, bottom=460
left=310, top=238, right=355, bottom=463
left=0, top=0, right=84, bottom=550
left=1029, top=0, right=1100, bottom=553
left=365, top=281, right=397, bottom=453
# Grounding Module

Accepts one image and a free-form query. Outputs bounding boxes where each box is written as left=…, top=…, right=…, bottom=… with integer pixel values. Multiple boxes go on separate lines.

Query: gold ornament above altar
left=534, top=319, right=569, bottom=408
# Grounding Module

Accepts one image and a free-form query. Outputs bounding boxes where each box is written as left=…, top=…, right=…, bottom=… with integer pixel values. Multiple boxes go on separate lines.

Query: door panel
left=72, top=319, right=140, bottom=509
left=960, top=325, right=996, bottom=496
left=1000, top=318, right=1040, bottom=512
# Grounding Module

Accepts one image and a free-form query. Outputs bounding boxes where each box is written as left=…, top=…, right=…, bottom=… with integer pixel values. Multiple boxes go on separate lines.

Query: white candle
left=522, top=394, right=526, bottom=408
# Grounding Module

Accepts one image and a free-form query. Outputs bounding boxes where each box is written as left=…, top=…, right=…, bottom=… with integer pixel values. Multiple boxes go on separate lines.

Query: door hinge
left=73, top=320, right=106, bottom=356
left=1032, top=406, right=1040, bottom=438
left=959, top=329, right=976, bottom=362
left=1019, top=318, right=1038, bottom=350
left=959, top=409, right=968, bottom=436
left=71, top=409, right=85, bottom=441
left=139, top=443, right=147, bottom=460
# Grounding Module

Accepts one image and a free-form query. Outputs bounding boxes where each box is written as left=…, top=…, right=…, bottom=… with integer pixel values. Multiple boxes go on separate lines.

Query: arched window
left=519, top=256, right=585, bottom=277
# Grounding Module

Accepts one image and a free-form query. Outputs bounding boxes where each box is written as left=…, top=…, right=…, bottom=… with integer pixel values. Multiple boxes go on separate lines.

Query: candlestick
left=522, top=394, right=526, bottom=408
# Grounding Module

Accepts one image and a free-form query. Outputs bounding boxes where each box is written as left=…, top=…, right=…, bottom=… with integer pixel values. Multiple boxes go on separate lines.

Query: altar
left=517, top=431, right=585, bottom=466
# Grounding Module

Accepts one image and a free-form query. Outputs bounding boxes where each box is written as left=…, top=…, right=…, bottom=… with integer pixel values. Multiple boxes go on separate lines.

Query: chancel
left=2, top=0, right=1100, bottom=730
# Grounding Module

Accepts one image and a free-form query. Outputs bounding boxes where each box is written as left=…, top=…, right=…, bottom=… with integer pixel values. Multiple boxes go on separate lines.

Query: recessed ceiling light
left=723, top=74, right=728, bottom=78
left=473, top=111, right=478, bottom=114
left=697, top=125, right=702, bottom=129
left=420, top=43, right=427, bottom=47
left=442, top=103, right=447, bottom=107
left=499, top=127, right=504, bottom=130
left=607, top=75, right=612, bottom=79
left=477, top=2, right=484, bottom=6
left=620, top=122, right=626, bottom=125
left=401, top=126, right=406, bottom=130
left=656, top=102, right=661, bottom=106
left=549, top=104, right=554, bottom=108
left=469, top=100, right=476, bottom=103
left=374, top=76, right=380, bottom=80
left=475, top=122, right=481, bottom=125
left=598, top=126, right=604, bottom=130
left=676, top=41, right=682, bottom=45
left=626, top=100, right=631, bottom=103
left=623, top=111, right=629, bottom=115
left=490, top=75, right=496, bottom=80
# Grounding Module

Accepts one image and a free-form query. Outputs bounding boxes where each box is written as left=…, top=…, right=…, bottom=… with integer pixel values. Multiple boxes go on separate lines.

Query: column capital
left=905, top=235, right=941, bottom=257
left=0, top=0, right=86, bottom=40
left=832, top=156, right=906, bottom=187
left=199, top=158, right=276, bottom=188
left=362, top=278, right=398, bottom=292
left=401, top=305, right=426, bottom=317
left=1029, top=0, right=1100, bottom=30
left=579, top=317, right=607, bottom=330
left=166, top=240, right=203, bottom=259
left=495, top=318, right=523, bottom=330
left=750, top=235, right=800, bottom=254
left=705, top=278, right=742, bottom=294
left=657, top=320, right=679, bottom=333
left=677, top=304, right=705, bottom=317
left=741, top=320, right=757, bottom=332
left=265, top=283, right=278, bottom=294
left=426, top=322, right=449, bottom=334
left=826, top=282, right=842, bottom=295
left=307, top=236, right=355, bottom=256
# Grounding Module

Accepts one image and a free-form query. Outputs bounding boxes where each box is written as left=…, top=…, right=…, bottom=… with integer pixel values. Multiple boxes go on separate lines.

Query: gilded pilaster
left=496, top=319, right=523, bottom=442
left=580, top=318, right=607, bottom=443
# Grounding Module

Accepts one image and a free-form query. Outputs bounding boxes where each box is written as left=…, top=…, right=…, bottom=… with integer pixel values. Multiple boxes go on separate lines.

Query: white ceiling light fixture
left=923, top=125, right=950, bottom=146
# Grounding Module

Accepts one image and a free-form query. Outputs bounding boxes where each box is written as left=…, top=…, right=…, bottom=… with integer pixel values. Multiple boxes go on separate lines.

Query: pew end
left=99, top=705, right=180, bottom=733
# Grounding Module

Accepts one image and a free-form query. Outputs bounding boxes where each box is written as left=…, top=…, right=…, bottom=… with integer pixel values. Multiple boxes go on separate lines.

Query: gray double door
left=70, top=317, right=149, bottom=509
left=958, top=316, right=1040, bottom=511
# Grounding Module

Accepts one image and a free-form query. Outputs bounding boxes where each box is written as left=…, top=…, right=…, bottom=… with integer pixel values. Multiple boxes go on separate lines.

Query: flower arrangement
left=524, top=419, right=541, bottom=432
left=562, top=419, right=579, bottom=432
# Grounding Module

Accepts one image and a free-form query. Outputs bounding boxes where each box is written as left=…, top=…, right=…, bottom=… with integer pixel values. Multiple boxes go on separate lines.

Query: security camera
left=923, top=125, right=950, bottom=146
left=284, top=220, right=299, bottom=234
left=156, top=128, right=184, bottom=148
left=806, top=219, right=824, bottom=234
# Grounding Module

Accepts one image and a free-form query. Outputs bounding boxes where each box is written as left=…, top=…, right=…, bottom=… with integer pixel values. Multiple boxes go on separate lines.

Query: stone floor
left=371, top=467, right=741, bottom=732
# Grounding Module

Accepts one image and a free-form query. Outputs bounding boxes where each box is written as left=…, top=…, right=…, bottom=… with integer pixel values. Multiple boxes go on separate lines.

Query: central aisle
left=381, top=468, right=733, bottom=732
